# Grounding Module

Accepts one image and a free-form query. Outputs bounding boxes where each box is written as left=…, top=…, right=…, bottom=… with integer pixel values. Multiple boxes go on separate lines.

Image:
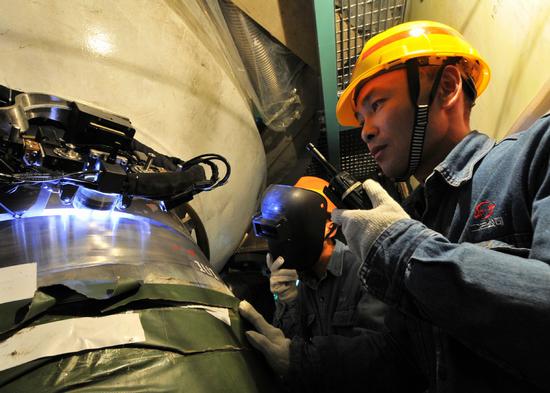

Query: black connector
left=306, top=143, right=372, bottom=210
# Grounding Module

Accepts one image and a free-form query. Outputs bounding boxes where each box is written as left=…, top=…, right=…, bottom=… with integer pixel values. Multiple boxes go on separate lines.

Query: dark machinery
left=0, top=84, right=230, bottom=213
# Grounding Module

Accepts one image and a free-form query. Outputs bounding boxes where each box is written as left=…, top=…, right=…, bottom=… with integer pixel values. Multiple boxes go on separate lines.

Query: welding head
left=252, top=183, right=329, bottom=271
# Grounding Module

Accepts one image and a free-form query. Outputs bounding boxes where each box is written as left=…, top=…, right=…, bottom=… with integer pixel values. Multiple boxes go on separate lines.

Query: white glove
left=267, top=254, right=298, bottom=304
left=239, top=300, right=291, bottom=377
left=331, top=179, right=410, bottom=262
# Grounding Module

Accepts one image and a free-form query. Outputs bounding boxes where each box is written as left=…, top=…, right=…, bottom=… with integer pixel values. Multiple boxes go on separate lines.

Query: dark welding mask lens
left=252, top=215, right=285, bottom=239
left=253, top=222, right=278, bottom=238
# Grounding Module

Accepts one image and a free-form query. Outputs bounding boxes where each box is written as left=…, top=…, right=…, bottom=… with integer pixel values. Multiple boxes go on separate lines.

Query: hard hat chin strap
left=398, top=59, right=448, bottom=181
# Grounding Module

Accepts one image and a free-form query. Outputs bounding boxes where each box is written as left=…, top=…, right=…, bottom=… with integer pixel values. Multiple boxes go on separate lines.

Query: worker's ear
left=438, top=65, right=462, bottom=109
left=324, top=221, right=337, bottom=239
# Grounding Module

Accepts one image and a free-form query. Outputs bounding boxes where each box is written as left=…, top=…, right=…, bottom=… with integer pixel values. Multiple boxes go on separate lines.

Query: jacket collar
left=326, top=239, right=344, bottom=277
left=300, top=240, right=344, bottom=288
left=430, top=131, right=495, bottom=187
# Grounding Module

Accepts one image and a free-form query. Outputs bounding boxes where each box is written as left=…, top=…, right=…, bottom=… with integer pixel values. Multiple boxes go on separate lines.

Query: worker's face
left=354, top=69, right=415, bottom=179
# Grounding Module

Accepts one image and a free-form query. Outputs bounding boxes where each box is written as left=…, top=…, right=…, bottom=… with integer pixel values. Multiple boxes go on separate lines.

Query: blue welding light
left=262, top=185, right=292, bottom=219
left=49, top=106, right=62, bottom=120
left=30, top=207, right=132, bottom=222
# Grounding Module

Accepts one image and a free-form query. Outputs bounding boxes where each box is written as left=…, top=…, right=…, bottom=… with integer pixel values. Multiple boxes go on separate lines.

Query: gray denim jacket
left=274, top=240, right=387, bottom=338
left=288, top=115, right=550, bottom=393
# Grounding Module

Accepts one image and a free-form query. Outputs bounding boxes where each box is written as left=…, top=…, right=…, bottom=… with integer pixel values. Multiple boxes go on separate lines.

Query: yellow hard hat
left=294, top=176, right=336, bottom=213
left=336, top=20, right=491, bottom=127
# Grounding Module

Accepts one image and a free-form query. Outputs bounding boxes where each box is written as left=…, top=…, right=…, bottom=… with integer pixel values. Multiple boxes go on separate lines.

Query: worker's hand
left=267, top=254, right=298, bottom=304
left=239, top=300, right=291, bottom=377
left=331, top=179, right=410, bottom=262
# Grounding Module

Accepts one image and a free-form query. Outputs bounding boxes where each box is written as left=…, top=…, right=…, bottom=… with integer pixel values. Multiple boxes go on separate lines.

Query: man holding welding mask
left=254, top=176, right=387, bottom=341
left=240, top=20, right=550, bottom=393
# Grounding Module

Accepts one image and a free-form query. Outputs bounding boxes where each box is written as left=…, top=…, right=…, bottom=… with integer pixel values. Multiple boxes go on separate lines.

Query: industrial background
left=0, top=0, right=549, bottom=391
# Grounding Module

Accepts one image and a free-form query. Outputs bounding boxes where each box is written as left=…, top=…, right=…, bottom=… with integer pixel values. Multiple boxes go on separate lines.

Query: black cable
left=178, top=153, right=231, bottom=191
left=11, top=170, right=99, bottom=183
left=0, top=146, right=230, bottom=203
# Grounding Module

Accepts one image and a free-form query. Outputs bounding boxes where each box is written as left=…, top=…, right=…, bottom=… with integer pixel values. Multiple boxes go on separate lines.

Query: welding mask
left=252, top=184, right=328, bottom=271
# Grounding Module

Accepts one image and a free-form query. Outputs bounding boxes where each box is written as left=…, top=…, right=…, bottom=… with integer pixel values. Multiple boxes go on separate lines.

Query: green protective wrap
left=61, top=277, right=144, bottom=300
left=101, top=283, right=239, bottom=312
left=0, top=291, right=56, bottom=335
left=0, top=282, right=237, bottom=335
left=1, top=348, right=278, bottom=393
left=0, top=284, right=281, bottom=392
left=0, top=278, right=145, bottom=335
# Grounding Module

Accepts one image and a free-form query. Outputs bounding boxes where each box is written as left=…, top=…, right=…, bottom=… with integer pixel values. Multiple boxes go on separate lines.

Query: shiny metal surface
left=0, top=194, right=231, bottom=296
left=0, top=0, right=267, bottom=270
left=0, top=92, right=71, bottom=133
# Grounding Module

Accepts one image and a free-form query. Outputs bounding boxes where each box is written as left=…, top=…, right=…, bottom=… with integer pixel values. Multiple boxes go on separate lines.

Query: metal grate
left=306, top=113, right=378, bottom=181
left=339, top=127, right=379, bottom=181
left=305, top=118, right=332, bottom=182
left=335, top=0, right=406, bottom=92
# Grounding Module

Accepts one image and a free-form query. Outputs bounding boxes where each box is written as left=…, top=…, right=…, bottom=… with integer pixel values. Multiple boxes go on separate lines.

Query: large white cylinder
left=0, top=0, right=266, bottom=270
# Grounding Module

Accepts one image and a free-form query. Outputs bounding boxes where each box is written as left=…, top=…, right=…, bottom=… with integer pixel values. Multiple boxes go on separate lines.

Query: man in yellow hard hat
left=240, top=20, right=550, bottom=392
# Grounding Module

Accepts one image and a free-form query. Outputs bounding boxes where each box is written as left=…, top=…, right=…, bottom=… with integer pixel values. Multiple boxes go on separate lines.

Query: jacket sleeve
left=286, top=312, right=426, bottom=393
left=340, top=245, right=390, bottom=333
left=272, top=300, right=300, bottom=338
left=363, top=217, right=550, bottom=389
left=355, top=286, right=389, bottom=333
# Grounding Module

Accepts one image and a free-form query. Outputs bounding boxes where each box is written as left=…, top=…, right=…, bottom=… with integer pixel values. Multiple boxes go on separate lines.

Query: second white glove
left=267, top=254, right=298, bottom=304
left=239, top=300, right=291, bottom=377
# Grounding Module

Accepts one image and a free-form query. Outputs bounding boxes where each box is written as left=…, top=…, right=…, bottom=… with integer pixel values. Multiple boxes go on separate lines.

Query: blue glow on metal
left=50, top=106, right=60, bottom=120
left=20, top=185, right=52, bottom=217
left=72, top=187, right=120, bottom=211
left=0, top=208, right=136, bottom=222
left=0, top=205, right=187, bottom=240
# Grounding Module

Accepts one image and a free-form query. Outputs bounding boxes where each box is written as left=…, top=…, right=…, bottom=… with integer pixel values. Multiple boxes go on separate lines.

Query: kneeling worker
left=253, top=176, right=387, bottom=342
